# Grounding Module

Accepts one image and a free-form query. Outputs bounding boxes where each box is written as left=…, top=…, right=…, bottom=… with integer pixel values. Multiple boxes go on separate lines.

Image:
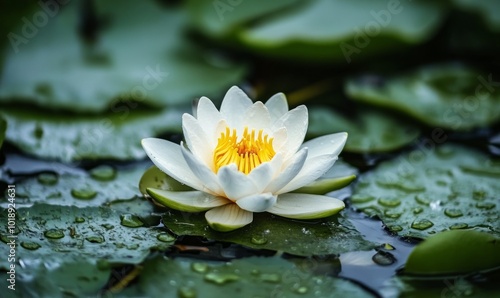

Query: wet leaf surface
left=352, top=144, right=500, bottom=239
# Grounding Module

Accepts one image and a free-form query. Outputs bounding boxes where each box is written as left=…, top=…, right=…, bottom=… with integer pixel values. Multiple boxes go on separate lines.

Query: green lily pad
left=0, top=259, right=110, bottom=298
left=0, top=0, right=246, bottom=112
left=0, top=203, right=173, bottom=271
left=2, top=163, right=149, bottom=208
left=452, top=0, right=500, bottom=31
left=0, top=106, right=183, bottom=162
left=187, top=0, right=300, bottom=37
left=405, top=230, right=500, bottom=275
left=0, top=116, right=5, bottom=149
left=120, top=255, right=376, bottom=297
left=235, top=0, right=444, bottom=62
left=139, top=165, right=193, bottom=197
left=308, top=107, right=420, bottom=153
left=352, top=144, right=500, bottom=239
left=346, top=64, right=500, bottom=130
left=162, top=209, right=374, bottom=256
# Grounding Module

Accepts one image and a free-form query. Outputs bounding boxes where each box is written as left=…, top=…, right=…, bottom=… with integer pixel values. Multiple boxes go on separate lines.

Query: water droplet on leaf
left=86, top=235, right=105, bottom=243
left=37, top=173, right=58, bottom=185
left=178, top=286, right=197, bottom=298
left=449, top=223, right=468, bottom=230
left=21, top=241, right=41, bottom=250
left=90, top=165, right=116, bottom=181
left=44, top=229, right=64, bottom=239
left=444, top=208, right=463, bottom=218
left=476, top=202, right=495, bottom=210
left=191, top=262, right=208, bottom=273
left=411, top=219, right=434, bottom=230
left=372, top=251, right=396, bottom=266
left=251, top=235, right=268, bottom=245
left=350, top=194, right=375, bottom=204
left=120, top=214, right=144, bottom=228
left=157, top=233, right=175, bottom=242
left=75, top=217, right=85, bottom=223
left=71, top=186, right=97, bottom=200
left=260, top=273, right=280, bottom=283
left=204, top=272, right=239, bottom=284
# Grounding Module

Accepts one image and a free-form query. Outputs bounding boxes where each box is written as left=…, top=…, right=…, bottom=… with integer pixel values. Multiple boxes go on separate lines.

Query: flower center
left=213, top=127, right=275, bottom=174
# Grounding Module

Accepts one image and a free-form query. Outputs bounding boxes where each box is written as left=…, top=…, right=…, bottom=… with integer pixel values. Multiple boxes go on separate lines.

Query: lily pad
left=0, top=259, right=110, bottom=298
left=162, top=209, right=374, bottom=256
left=405, top=230, right=500, bottom=275
left=352, top=144, right=500, bottom=239
left=2, top=162, right=149, bottom=208
left=308, top=107, right=420, bottom=153
left=187, top=0, right=300, bottom=37
left=0, top=106, right=183, bottom=162
left=0, top=203, right=173, bottom=270
left=0, top=116, right=5, bottom=149
left=0, top=0, right=246, bottom=112
left=452, top=0, right=500, bottom=31
left=235, top=0, right=444, bottom=62
left=346, top=64, right=500, bottom=130
left=120, top=255, right=376, bottom=297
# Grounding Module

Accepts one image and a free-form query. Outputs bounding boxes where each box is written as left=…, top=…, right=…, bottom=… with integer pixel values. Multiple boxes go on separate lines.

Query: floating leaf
left=234, top=0, right=444, bottom=62
left=452, top=0, right=500, bottom=31
left=1, top=107, right=183, bottom=162
left=346, top=64, right=500, bottom=130
left=0, top=204, right=172, bottom=271
left=0, top=0, right=246, bottom=112
left=352, top=144, right=500, bottom=239
left=120, top=255, right=376, bottom=297
left=162, top=209, right=374, bottom=256
left=308, top=107, right=420, bottom=153
left=2, top=163, right=149, bottom=208
left=405, top=230, right=500, bottom=275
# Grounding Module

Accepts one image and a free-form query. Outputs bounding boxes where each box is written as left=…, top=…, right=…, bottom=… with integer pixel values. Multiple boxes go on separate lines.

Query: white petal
left=242, top=101, right=271, bottom=130
left=248, top=153, right=283, bottom=192
left=147, top=189, right=230, bottom=212
left=277, top=154, right=338, bottom=194
left=196, top=96, right=223, bottom=143
left=180, top=143, right=223, bottom=195
left=218, top=164, right=258, bottom=200
left=267, top=193, right=345, bottom=219
left=236, top=193, right=277, bottom=212
left=220, top=86, right=253, bottom=129
left=141, top=138, right=204, bottom=191
left=274, top=105, right=308, bottom=160
left=205, top=204, right=253, bottom=232
left=300, top=132, right=348, bottom=159
left=265, top=92, right=289, bottom=124
left=182, top=114, right=212, bottom=167
left=265, top=148, right=308, bottom=193
left=271, top=127, right=287, bottom=154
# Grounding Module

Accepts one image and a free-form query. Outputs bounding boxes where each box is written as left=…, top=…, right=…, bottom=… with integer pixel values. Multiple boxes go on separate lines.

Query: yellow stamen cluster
left=214, top=127, right=275, bottom=175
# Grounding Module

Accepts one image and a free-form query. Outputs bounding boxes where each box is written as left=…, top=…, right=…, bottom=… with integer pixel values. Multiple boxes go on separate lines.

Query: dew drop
left=399, top=182, right=425, bottom=192
left=378, top=197, right=401, bottom=208
left=295, top=286, right=308, bottom=294
left=157, top=233, right=176, bottom=243
left=71, top=186, right=97, bottom=200
left=411, top=219, right=434, bottom=230
left=415, top=194, right=431, bottom=206
left=388, top=225, right=403, bottom=232
left=413, top=207, right=423, bottom=214
left=384, top=210, right=402, bottom=219
left=90, top=165, right=116, bottom=181
left=361, top=207, right=381, bottom=218
left=350, top=194, right=375, bottom=204
left=37, top=173, right=58, bottom=185
left=382, top=243, right=395, bottom=250
left=178, top=286, right=197, bottom=298
left=449, top=223, right=468, bottom=230
left=372, top=251, right=396, bottom=266
left=260, top=273, right=280, bottom=283
left=74, top=217, right=85, bottom=223
left=44, top=229, right=64, bottom=239
left=101, top=224, right=114, bottom=230
left=86, top=235, right=105, bottom=243
left=204, top=272, right=239, bottom=284
left=21, top=241, right=41, bottom=250
left=251, top=235, right=268, bottom=245
left=120, top=214, right=144, bottom=228
left=191, top=262, right=209, bottom=273
left=444, top=208, right=463, bottom=218
left=472, top=190, right=487, bottom=201
left=476, top=202, right=495, bottom=210
left=0, top=234, right=9, bottom=243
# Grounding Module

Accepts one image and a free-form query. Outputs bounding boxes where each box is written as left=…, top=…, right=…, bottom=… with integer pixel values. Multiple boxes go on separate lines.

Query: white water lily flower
left=142, top=86, right=348, bottom=232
